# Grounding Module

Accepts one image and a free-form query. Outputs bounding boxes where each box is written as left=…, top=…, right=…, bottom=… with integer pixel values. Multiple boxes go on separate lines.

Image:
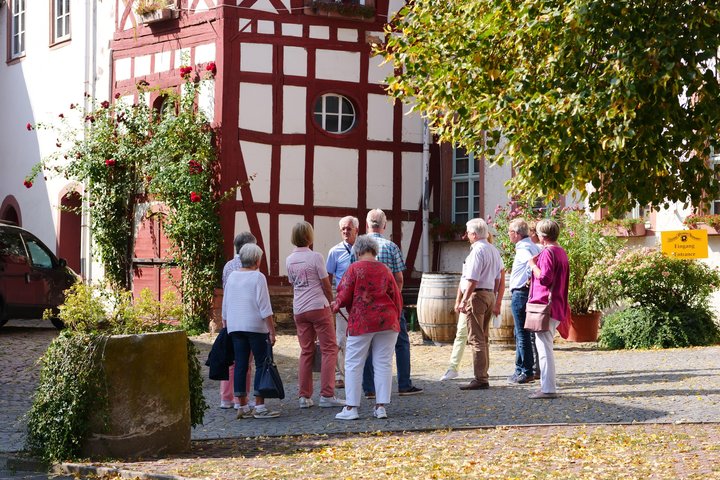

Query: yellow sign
left=661, top=230, right=708, bottom=259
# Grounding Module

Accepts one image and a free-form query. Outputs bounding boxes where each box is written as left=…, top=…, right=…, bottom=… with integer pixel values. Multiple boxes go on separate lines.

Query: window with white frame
left=10, top=0, right=26, bottom=59
left=52, top=0, right=71, bottom=43
left=452, top=146, right=480, bottom=224
left=711, top=148, right=720, bottom=214
left=313, top=94, right=356, bottom=134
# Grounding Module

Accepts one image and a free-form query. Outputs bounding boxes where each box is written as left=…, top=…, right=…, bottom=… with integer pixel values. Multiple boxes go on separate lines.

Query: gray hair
left=339, top=216, right=359, bottom=229
left=234, top=231, right=257, bottom=254
left=466, top=218, right=488, bottom=239
left=352, top=234, right=379, bottom=258
left=536, top=219, right=560, bottom=241
left=508, top=218, right=530, bottom=237
left=239, top=243, right=263, bottom=267
left=366, top=209, right=386, bottom=230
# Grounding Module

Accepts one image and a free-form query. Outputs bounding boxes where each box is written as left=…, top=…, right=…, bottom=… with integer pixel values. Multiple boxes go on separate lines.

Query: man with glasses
left=455, top=218, right=503, bottom=391
left=326, top=216, right=360, bottom=390
left=507, top=218, right=542, bottom=384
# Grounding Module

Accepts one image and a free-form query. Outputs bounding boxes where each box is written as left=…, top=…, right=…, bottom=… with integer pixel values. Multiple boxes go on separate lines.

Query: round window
left=313, top=94, right=356, bottom=134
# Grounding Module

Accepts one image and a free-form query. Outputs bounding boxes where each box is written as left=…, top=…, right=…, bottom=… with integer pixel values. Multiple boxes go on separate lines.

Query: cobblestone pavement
left=2, top=320, right=720, bottom=454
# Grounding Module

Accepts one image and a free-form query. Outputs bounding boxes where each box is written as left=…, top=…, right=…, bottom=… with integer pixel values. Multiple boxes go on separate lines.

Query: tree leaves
left=380, top=0, right=720, bottom=215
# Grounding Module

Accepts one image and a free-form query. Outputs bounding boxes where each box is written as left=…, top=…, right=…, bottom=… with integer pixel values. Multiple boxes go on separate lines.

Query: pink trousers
left=220, top=358, right=253, bottom=403
left=295, top=306, right=338, bottom=398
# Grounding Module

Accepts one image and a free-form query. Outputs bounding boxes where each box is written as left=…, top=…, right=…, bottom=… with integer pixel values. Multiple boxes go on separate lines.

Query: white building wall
left=0, top=1, right=114, bottom=265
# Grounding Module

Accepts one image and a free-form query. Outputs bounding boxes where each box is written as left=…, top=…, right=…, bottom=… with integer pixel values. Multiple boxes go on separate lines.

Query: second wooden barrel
left=417, top=272, right=461, bottom=344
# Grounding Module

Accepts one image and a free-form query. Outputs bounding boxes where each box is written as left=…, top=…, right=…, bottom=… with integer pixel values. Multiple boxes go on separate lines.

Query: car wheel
left=50, top=317, right=65, bottom=330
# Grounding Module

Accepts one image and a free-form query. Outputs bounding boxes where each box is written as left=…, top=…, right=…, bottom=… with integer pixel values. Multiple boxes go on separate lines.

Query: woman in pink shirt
left=527, top=219, right=569, bottom=399
left=331, top=235, right=402, bottom=420
left=286, top=222, right=345, bottom=409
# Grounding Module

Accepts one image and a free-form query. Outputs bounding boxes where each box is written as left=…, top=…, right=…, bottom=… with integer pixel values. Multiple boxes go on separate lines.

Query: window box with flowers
left=683, top=213, right=720, bottom=235
left=429, top=218, right=466, bottom=242
left=135, top=0, right=179, bottom=24
left=598, top=217, right=647, bottom=237
left=304, top=0, right=376, bottom=21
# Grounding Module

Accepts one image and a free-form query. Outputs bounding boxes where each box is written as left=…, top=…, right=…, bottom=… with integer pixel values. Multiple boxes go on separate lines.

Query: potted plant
left=599, top=217, right=647, bottom=236
left=429, top=217, right=467, bottom=241
left=25, top=284, right=208, bottom=462
left=683, top=213, right=720, bottom=234
left=135, top=0, right=179, bottom=24
left=559, top=210, right=623, bottom=341
left=305, top=0, right=376, bottom=20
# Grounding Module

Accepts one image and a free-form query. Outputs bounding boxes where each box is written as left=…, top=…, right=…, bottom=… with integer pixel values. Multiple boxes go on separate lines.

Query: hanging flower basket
left=139, top=7, right=179, bottom=24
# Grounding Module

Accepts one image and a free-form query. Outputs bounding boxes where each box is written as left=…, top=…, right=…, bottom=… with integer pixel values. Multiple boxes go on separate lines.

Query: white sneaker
left=220, top=401, right=233, bottom=409
left=373, top=406, right=387, bottom=419
left=319, top=396, right=346, bottom=408
left=233, top=403, right=242, bottom=410
left=335, top=406, right=359, bottom=420
left=299, top=397, right=314, bottom=409
left=440, top=369, right=459, bottom=381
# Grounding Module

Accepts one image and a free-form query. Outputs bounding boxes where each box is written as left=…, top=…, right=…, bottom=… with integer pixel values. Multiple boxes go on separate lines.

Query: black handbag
left=257, top=340, right=285, bottom=399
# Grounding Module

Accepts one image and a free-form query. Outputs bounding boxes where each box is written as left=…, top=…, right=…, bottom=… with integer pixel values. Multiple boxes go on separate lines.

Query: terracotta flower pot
left=567, top=310, right=601, bottom=342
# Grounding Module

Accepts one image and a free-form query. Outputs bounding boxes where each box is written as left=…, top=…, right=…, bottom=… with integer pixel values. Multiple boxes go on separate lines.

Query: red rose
left=101, top=100, right=110, bottom=109
left=56, top=142, right=62, bottom=148
left=206, top=62, right=217, bottom=75
left=114, top=92, right=121, bottom=99
left=85, top=115, right=95, bottom=123
left=105, top=158, right=116, bottom=167
left=70, top=103, right=76, bottom=109
left=58, top=113, right=64, bottom=119
left=180, top=66, right=193, bottom=78
left=26, top=123, right=32, bottom=131
left=23, top=180, right=33, bottom=188
left=190, top=191, right=201, bottom=202
left=188, top=160, right=203, bottom=174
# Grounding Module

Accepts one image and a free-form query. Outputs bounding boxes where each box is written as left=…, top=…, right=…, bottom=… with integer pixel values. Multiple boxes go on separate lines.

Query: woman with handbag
left=223, top=243, right=280, bottom=419
left=330, top=235, right=402, bottom=420
left=286, top=221, right=345, bottom=409
left=526, top=219, right=570, bottom=399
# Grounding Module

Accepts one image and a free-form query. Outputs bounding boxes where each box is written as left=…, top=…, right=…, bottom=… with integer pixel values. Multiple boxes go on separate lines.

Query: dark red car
left=0, top=222, right=79, bottom=328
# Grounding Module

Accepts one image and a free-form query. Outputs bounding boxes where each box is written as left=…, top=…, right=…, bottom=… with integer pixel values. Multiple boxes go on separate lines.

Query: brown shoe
left=335, top=380, right=345, bottom=389
left=459, top=380, right=490, bottom=390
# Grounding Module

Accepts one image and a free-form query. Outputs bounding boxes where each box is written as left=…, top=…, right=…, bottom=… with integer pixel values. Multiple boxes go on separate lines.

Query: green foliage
left=560, top=210, right=623, bottom=314
left=599, top=305, right=720, bottom=350
left=29, top=284, right=208, bottom=461
left=26, top=332, right=108, bottom=463
left=26, top=62, right=225, bottom=331
left=187, top=339, right=208, bottom=428
left=380, top=0, right=720, bottom=215
left=683, top=213, right=720, bottom=230
left=590, top=247, right=720, bottom=312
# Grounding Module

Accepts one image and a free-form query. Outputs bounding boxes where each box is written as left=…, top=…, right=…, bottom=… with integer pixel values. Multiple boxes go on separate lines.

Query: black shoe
left=399, top=386, right=423, bottom=396
left=459, top=380, right=490, bottom=390
left=508, top=373, right=531, bottom=384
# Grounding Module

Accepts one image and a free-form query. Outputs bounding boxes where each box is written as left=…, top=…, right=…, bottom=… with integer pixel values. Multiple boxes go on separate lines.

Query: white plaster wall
left=366, top=150, right=394, bottom=210
left=155, top=50, right=171, bottom=73
left=337, top=29, right=358, bottom=42
left=401, top=102, right=423, bottom=144
left=283, top=86, right=306, bottom=134
left=316, top=50, right=360, bottom=83
left=387, top=0, right=407, bottom=20
left=199, top=79, right=215, bottom=122
left=115, top=57, right=131, bottom=81
left=437, top=241, right=468, bottom=273
left=402, top=152, right=422, bottom=211
left=283, top=46, right=307, bottom=77
left=239, top=141, right=272, bottom=203
left=0, top=0, right=114, bottom=261
left=194, top=43, right=216, bottom=64
left=279, top=146, right=305, bottom=205
left=174, top=48, right=191, bottom=68
left=484, top=162, right=512, bottom=216
left=239, top=83, right=273, bottom=133
left=241, top=43, right=273, bottom=73
left=367, top=94, right=394, bottom=141
left=313, top=216, right=343, bottom=267
left=368, top=55, right=393, bottom=85
left=134, top=55, right=151, bottom=77
left=314, top=147, right=358, bottom=208
left=278, top=214, right=305, bottom=276
left=309, top=25, right=330, bottom=39
left=401, top=220, right=417, bottom=271
left=257, top=21, right=275, bottom=34
left=282, top=23, right=303, bottom=37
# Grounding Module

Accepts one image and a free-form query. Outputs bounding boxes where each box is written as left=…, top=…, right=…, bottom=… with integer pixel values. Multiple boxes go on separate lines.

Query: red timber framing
left=111, top=0, right=437, bottom=288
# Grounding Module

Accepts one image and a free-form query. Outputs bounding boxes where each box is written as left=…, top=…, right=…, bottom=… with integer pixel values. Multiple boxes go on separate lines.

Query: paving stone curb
left=55, top=463, right=191, bottom=480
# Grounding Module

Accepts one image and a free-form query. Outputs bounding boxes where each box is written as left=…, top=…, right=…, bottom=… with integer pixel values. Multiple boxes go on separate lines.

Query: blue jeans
left=229, top=331, right=269, bottom=397
left=511, top=290, right=534, bottom=377
left=362, top=310, right=412, bottom=393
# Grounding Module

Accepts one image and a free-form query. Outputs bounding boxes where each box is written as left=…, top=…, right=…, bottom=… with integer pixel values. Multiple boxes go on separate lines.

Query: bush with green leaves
left=599, top=305, right=720, bottom=350
left=27, top=284, right=208, bottom=462
left=591, top=247, right=720, bottom=349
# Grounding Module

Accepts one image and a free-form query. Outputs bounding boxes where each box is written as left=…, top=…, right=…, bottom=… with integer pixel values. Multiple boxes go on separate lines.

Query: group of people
left=220, top=209, right=423, bottom=420
left=439, top=217, right=569, bottom=399
left=219, top=210, right=570, bottom=421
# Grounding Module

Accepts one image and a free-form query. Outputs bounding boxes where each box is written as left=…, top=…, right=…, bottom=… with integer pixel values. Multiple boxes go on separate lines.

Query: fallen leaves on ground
left=93, top=424, right=720, bottom=479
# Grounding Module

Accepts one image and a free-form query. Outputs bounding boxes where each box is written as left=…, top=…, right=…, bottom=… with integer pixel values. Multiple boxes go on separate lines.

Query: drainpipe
left=80, top=0, right=98, bottom=283
left=421, top=118, right=430, bottom=272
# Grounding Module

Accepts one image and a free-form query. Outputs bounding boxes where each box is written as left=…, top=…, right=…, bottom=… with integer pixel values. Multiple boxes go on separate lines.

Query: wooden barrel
left=417, top=272, right=461, bottom=344
left=490, top=279, right=515, bottom=346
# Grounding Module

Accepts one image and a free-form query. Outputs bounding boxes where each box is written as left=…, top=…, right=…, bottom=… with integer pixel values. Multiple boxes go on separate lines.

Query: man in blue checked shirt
left=361, top=209, right=423, bottom=397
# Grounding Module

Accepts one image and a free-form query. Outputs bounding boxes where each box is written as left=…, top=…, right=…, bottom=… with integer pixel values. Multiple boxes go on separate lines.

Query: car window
left=23, top=236, right=55, bottom=269
left=0, top=229, right=28, bottom=265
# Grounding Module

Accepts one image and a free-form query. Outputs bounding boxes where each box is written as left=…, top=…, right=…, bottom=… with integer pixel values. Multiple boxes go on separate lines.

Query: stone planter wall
left=82, top=330, right=190, bottom=459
